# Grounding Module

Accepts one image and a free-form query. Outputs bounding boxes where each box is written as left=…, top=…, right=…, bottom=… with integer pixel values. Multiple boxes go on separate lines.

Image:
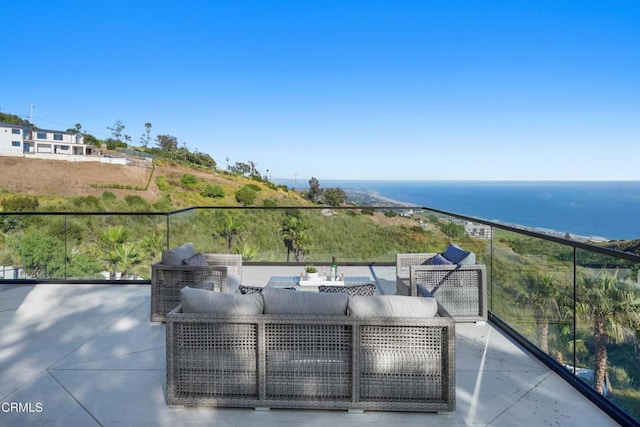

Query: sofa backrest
left=261, top=286, right=349, bottom=315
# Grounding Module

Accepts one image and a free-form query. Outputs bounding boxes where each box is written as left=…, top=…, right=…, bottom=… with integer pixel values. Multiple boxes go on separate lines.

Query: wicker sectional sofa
left=166, top=286, right=456, bottom=413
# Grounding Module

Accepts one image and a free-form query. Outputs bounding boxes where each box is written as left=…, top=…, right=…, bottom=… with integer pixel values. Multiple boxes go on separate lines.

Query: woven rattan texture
left=151, top=264, right=227, bottom=322
left=410, top=264, right=487, bottom=322
left=166, top=309, right=455, bottom=412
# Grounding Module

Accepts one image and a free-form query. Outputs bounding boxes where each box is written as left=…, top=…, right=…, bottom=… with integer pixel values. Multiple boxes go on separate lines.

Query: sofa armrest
left=150, top=263, right=228, bottom=322
left=410, top=264, right=487, bottom=322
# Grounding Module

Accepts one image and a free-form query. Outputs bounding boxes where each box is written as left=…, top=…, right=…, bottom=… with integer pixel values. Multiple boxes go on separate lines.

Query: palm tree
left=115, top=243, right=142, bottom=278
left=281, top=215, right=311, bottom=262
left=98, top=226, right=129, bottom=279
left=576, top=269, right=640, bottom=394
left=140, top=231, right=165, bottom=262
left=550, top=319, right=589, bottom=366
left=212, top=213, right=242, bottom=252
left=513, top=270, right=562, bottom=354
left=138, top=122, right=153, bottom=148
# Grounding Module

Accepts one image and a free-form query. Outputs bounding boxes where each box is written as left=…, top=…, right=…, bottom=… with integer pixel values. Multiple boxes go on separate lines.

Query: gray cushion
left=182, top=252, right=208, bottom=266
left=261, top=286, right=348, bottom=315
left=319, top=283, right=377, bottom=296
left=161, top=242, right=196, bottom=266
left=443, top=243, right=475, bottom=265
left=227, top=273, right=242, bottom=293
left=348, top=295, right=438, bottom=318
left=180, top=286, right=263, bottom=314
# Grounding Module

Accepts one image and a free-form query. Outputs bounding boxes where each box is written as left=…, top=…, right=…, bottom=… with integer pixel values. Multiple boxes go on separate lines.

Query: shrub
left=263, top=199, right=277, bottom=207
left=102, top=191, right=117, bottom=201
left=384, top=210, right=397, bottom=218
left=180, top=174, right=199, bottom=189
left=201, top=184, right=225, bottom=198
left=156, top=176, right=172, bottom=192
left=0, top=195, right=39, bottom=211
left=361, top=208, right=375, bottom=216
left=323, top=187, right=346, bottom=206
left=235, top=185, right=257, bottom=206
left=440, top=222, right=466, bottom=238
left=124, top=195, right=151, bottom=211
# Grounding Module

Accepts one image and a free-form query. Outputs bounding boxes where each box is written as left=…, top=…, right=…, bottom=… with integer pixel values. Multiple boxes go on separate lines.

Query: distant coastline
left=340, top=187, right=609, bottom=243
left=274, top=179, right=640, bottom=241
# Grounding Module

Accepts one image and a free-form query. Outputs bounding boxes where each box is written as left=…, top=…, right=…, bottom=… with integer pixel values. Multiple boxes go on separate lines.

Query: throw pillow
left=318, top=283, right=377, bottom=296
left=443, top=243, right=476, bottom=265
left=180, top=286, right=263, bottom=314
left=161, top=242, right=196, bottom=266
left=430, top=253, right=454, bottom=265
left=239, top=284, right=264, bottom=294
left=261, top=286, right=348, bottom=315
left=182, top=252, right=208, bottom=266
left=348, top=295, right=438, bottom=318
left=239, top=285, right=297, bottom=294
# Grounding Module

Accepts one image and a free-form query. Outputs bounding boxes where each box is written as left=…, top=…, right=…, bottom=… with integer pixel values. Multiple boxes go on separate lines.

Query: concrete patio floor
left=0, top=266, right=620, bottom=426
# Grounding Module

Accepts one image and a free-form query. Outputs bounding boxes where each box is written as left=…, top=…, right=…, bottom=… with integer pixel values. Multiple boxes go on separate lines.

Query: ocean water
left=280, top=180, right=640, bottom=241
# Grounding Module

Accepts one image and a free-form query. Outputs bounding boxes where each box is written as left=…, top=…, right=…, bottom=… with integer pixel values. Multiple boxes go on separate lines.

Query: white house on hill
left=0, top=122, right=95, bottom=156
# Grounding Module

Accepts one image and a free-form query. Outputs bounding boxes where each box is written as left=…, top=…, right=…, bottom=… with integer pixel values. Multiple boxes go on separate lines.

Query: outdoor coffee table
left=267, top=275, right=373, bottom=292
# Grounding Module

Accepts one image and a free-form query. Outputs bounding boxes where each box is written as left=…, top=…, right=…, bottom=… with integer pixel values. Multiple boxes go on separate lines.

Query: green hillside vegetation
left=603, top=239, right=640, bottom=256
left=0, top=112, right=28, bottom=125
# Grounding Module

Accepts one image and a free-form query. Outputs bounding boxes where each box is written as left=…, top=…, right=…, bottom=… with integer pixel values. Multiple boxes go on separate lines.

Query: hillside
left=0, top=156, right=302, bottom=208
left=602, top=239, right=640, bottom=256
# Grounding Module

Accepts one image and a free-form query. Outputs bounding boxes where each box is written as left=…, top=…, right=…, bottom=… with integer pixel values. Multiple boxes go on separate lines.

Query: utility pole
left=30, top=104, right=34, bottom=123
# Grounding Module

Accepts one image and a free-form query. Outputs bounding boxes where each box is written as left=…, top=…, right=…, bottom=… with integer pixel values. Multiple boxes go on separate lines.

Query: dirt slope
left=0, top=157, right=155, bottom=198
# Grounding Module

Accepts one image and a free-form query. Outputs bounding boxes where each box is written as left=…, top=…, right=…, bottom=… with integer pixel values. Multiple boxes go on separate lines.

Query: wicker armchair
left=150, top=253, right=242, bottom=322
left=396, top=253, right=438, bottom=296
left=410, top=264, right=487, bottom=323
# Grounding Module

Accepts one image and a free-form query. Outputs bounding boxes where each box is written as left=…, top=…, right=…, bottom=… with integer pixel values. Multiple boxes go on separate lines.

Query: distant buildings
left=0, top=122, right=95, bottom=156
left=465, top=222, right=492, bottom=240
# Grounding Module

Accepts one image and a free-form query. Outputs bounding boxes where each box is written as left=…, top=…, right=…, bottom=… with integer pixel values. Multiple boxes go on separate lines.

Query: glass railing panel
left=1, top=213, right=64, bottom=280
left=575, top=249, right=640, bottom=422
left=168, top=207, right=444, bottom=265
left=1, top=212, right=166, bottom=281
left=490, top=229, right=575, bottom=361
left=63, top=213, right=167, bottom=280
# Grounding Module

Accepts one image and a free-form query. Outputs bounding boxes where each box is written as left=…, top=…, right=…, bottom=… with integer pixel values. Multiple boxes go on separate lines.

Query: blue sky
left=2, top=1, right=639, bottom=181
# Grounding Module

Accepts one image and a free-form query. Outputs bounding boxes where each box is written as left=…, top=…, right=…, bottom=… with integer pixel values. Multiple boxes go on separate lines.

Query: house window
left=12, top=129, right=20, bottom=135
left=12, top=141, right=21, bottom=147
left=53, top=134, right=63, bottom=141
left=60, top=145, right=69, bottom=151
left=36, top=132, right=47, bottom=139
